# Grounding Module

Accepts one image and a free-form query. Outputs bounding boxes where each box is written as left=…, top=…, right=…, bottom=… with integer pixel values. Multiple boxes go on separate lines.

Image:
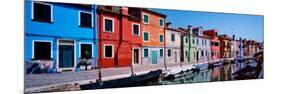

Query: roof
left=141, top=8, right=167, bottom=18
left=165, top=27, right=185, bottom=33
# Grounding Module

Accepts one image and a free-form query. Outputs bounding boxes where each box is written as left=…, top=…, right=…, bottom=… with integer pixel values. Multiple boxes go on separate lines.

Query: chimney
left=187, top=25, right=192, bottom=34
left=165, top=22, right=172, bottom=28
left=232, top=35, right=235, bottom=40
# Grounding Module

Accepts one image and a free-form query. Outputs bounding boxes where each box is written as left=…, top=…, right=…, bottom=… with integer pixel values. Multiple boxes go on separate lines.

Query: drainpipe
left=97, top=7, right=102, bottom=83
left=163, top=20, right=167, bottom=71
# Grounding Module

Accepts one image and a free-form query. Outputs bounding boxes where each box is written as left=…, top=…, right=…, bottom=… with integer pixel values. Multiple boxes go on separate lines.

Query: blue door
left=59, top=45, right=75, bottom=68
left=151, top=50, right=158, bottom=64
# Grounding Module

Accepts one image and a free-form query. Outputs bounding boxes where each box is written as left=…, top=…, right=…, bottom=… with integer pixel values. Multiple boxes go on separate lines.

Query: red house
left=97, top=6, right=142, bottom=68
left=203, top=29, right=220, bottom=61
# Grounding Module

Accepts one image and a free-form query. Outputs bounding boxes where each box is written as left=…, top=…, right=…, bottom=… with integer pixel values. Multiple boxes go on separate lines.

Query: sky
left=152, top=9, right=264, bottom=42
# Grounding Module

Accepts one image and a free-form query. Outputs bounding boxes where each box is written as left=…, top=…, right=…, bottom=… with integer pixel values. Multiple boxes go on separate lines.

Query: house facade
left=179, top=26, right=196, bottom=64
left=25, top=1, right=98, bottom=72
left=193, top=27, right=212, bottom=63
left=237, top=37, right=244, bottom=59
left=218, top=35, right=231, bottom=59
left=165, top=23, right=181, bottom=64
left=97, top=6, right=143, bottom=68
left=141, top=9, right=166, bottom=65
left=203, top=29, right=220, bottom=62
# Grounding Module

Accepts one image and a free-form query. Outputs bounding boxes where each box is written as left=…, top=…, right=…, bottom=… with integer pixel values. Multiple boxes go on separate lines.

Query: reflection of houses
left=25, top=1, right=98, bottom=72
left=97, top=6, right=143, bottom=68
left=203, top=29, right=220, bottom=61
left=193, top=27, right=212, bottom=63
left=141, top=9, right=166, bottom=65
left=165, top=22, right=181, bottom=64
left=218, top=34, right=231, bottom=59
left=238, top=37, right=244, bottom=59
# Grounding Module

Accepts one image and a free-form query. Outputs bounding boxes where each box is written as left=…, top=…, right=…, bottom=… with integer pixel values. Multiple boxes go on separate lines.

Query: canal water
left=151, top=62, right=248, bottom=85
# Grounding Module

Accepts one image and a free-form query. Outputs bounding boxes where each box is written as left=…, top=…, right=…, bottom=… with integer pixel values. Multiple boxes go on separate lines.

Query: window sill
left=79, top=25, right=94, bottom=29
left=32, top=19, right=53, bottom=24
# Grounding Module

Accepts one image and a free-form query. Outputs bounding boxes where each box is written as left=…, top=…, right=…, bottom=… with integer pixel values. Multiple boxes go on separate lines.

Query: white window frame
left=159, top=34, right=164, bottom=43
left=31, top=2, right=53, bottom=22
left=104, top=44, right=114, bottom=58
left=32, top=40, right=53, bottom=59
left=132, top=23, right=140, bottom=36
left=159, top=18, right=164, bottom=27
left=142, top=13, right=149, bottom=24
left=78, top=11, right=94, bottom=28
left=79, top=42, right=94, bottom=58
left=103, top=17, right=114, bottom=33
left=143, top=31, right=150, bottom=42
left=143, top=48, right=149, bottom=58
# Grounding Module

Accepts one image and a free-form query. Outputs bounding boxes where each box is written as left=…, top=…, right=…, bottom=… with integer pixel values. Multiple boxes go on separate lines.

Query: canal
left=150, top=62, right=249, bottom=85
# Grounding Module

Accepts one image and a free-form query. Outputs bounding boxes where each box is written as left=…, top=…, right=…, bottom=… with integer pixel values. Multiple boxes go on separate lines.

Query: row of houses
left=25, top=1, right=262, bottom=73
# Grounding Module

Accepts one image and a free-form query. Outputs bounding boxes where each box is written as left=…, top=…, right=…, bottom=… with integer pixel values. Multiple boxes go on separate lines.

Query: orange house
left=141, top=9, right=166, bottom=65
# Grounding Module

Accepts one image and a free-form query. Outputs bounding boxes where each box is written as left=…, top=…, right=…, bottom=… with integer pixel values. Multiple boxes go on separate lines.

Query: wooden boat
left=80, top=69, right=162, bottom=90
left=165, top=69, right=193, bottom=80
left=192, top=63, right=209, bottom=71
left=213, top=61, right=223, bottom=67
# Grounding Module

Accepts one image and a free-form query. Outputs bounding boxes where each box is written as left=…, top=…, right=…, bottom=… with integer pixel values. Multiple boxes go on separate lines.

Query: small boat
left=213, top=61, right=223, bottom=67
left=165, top=69, right=193, bottom=79
left=192, top=63, right=209, bottom=71
left=80, top=69, right=162, bottom=90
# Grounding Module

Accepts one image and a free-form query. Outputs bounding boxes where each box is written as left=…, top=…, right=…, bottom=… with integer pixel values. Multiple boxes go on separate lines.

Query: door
left=133, top=49, right=139, bottom=64
left=151, top=50, right=158, bottom=64
left=59, top=45, right=74, bottom=68
left=58, top=40, right=75, bottom=69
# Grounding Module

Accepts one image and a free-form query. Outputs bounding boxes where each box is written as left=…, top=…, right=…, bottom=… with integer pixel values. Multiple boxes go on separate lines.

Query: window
left=201, top=51, right=204, bottom=56
left=185, top=38, right=188, bottom=43
left=132, top=23, right=140, bottom=36
left=143, top=32, right=149, bottom=42
left=32, top=2, right=52, bottom=22
left=197, top=38, right=199, bottom=45
left=159, top=18, right=164, bottom=27
left=33, top=41, right=51, bottom=60
left=192, top=38, right=195, bottom=44
left=143, top=14, right=149, bottom=24
left=80, top=44, right=92, bottom=59
left=206, top=51, right=208, bottom=56
left=171, top=34, right=175, bottom=41
left=185, top=51, right=188, bottom=57
left=159, top=49, right=163, bottom=57
left=159, top=35, right=164, bottom=43
left=104, top=17, right=114, bottom=32
left=202, top=39, right=204, bottom=46
left=168, top=49, right=172, bottom=57
left=144, top=49, right=149, bottom=57
left=79, top=11, right=93, bottom=28
left=104, top=44, right=114, bottom=58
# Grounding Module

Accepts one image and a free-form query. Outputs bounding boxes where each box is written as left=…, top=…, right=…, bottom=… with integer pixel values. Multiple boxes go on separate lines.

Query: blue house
left=25, top=1, right=98, bottom=73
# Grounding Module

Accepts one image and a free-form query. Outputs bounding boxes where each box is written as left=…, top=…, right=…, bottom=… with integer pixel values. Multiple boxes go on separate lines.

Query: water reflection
left=160, top=63, right=247, bottom=85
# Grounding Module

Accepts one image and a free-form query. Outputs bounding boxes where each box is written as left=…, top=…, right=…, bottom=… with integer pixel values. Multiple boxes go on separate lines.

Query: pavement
left=25, top=62, right=197, bottom=91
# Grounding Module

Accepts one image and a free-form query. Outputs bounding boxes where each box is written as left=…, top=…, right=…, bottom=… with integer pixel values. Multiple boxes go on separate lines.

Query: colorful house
left=193, top=27, right=212, bottom=63
left=97, top=6, right=143, bottom=68
left=165, top=22, right=181, bottom=64
left=179, top=26, right=197, bottom=64
left=141, top=9, right=166, bottom=65
left=25, top=1, right=98, bottom=72
left=218, top=34, right=231, bottom=59
left=203, top=29, right=220, bottom=62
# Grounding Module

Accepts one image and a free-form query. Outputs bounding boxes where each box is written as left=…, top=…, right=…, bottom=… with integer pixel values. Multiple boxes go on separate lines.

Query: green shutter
left=159, top=19, right=164, bottom=26
left=143, top=15, right=149, bottom=23
left=160, top=35, right=164, bottom=42
left=144, top=32, right=149, bottom=41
